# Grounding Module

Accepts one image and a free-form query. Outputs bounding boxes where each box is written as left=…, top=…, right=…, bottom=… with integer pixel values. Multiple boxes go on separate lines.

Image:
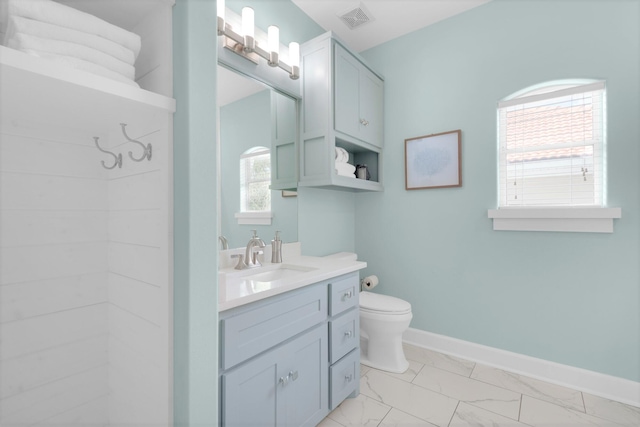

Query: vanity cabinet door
left=279, top=324, right=328, bottom=427
left=222, top=353, right=278, bottom=427
left=222, top=324, right=327, bottom=427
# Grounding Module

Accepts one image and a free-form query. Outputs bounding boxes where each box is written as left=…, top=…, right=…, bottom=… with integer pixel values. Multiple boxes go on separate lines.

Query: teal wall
left=173, top=0, right=218, bottom=425
left=220, top=90, right=298, bottom=248
left=227, top=0, right=323, bottom=45
left=353, top=0, right=640, bottom=381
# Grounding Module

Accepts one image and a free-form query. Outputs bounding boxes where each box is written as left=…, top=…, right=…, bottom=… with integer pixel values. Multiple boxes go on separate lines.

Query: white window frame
left=237, top=146, right=272, bottom=225
left=488, top=80, right=621, bottom=233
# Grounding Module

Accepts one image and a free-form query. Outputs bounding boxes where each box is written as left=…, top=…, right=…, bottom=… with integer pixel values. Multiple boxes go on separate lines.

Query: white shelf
left=0, top=46, right=175, bottom=134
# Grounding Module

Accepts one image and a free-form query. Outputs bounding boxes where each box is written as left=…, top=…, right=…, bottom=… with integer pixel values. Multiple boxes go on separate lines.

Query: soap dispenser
left=271, top=231, right=282, bottom=263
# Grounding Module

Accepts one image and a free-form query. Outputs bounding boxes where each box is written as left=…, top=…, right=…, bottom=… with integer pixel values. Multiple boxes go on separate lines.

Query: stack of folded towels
left=335, top=147, right=356, bottom=178
left=1, top=0, right=141, bottom=87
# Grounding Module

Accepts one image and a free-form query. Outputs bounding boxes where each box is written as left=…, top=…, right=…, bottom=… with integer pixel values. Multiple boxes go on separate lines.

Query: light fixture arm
left=217, top=21, right=299, bottom=80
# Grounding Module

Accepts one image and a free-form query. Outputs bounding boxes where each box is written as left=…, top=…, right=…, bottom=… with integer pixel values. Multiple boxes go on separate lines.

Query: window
left=489, top=80, right=621, bottom=233
left=497, top=80, right=605, bottom=207
left=240, top=146, right=271, bottom=212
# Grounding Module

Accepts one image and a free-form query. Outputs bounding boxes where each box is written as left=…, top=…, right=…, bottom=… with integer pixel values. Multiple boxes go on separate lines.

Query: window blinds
left=498, top=81, right=605, bottom=207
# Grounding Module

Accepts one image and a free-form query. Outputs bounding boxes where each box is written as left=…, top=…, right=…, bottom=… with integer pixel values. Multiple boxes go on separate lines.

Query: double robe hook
left=121, top=123, right=152, bottom=162
left=94, top=137, right=122, bottom=169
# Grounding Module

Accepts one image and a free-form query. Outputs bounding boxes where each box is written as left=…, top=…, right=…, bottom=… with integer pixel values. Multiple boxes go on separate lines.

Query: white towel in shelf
left=4, top=16, right=136, bottom=65
left=16, top=49, right=139, bottom=87
left=335, top=147, right=349, bottom=163
left=7, top=32, right=135, bottom=80
left=335, top=162, right=356, bottom=177
left=0, top=0, right=141, bottom=57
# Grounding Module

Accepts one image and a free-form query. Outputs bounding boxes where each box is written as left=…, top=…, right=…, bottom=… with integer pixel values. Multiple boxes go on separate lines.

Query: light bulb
left=268, top=26, right=279, bottom=55
left=289, top=42, right=300, bottom=79
left=289, top=42, right=300, bottom=67
left=241, top=7, right=255, bottom=52
left=268, top=25, right=279, bottom=66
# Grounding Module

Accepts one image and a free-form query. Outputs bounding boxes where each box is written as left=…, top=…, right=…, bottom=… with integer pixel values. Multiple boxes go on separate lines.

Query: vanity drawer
left=221, top=285, right=327, bottom=370
left=329, top=348, right=360, bottom=410
left=329, top=309, right=358, bottom=364
left=329, top=273, right=359, bottom=316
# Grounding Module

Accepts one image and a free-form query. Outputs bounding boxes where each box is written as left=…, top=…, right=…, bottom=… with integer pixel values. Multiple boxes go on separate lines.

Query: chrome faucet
left=218, top=235, right=228, bottom=250
left=233, top=230, right=266, bottom=270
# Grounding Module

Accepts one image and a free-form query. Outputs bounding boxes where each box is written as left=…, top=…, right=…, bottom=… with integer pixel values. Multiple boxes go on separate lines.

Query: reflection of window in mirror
left=240, top=146, right=271, bottom=212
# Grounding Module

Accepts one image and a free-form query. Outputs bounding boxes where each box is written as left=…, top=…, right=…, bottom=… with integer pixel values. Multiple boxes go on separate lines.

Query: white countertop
left=218, top=253, right=367, bottom=312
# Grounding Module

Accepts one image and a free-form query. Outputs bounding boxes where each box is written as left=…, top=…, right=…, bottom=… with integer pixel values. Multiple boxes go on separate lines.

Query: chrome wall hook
left=121, top=123, right=152, bottom=162
left=94, top=137, right=122, bottom=169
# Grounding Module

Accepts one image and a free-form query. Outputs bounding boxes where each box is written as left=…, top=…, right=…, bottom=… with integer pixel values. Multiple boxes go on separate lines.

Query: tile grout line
left=446, top=400, right=461, bottom=427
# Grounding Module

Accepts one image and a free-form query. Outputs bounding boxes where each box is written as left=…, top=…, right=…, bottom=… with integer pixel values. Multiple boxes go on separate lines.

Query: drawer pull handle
left=344, top=331, right=352, bottom=338
left=345, top=374, right=353, bottom=382
left=289, top=370, right=299, bottom=382
left=342, top=291, right=352, bottom=301
left=360, top=118, right=369, bottom=126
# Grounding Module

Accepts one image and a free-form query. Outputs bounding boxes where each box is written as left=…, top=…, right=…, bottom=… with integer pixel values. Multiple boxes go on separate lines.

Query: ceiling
left=291, top=0, right=492, bottom=52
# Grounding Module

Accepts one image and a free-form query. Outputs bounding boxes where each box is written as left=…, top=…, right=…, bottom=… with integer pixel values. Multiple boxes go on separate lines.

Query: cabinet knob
left=289, top=370, right=299, bottom=382
left=360, top=118, right=369, bottom=126
left=345, top=374, right=353, bottom=382
left=342, top=291, right=352, bottom=301
left=344, top=330, right=352, bottom=338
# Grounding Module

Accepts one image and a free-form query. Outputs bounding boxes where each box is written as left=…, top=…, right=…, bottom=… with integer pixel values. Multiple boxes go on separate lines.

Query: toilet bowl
left=359, top=291, right=412, bottom=373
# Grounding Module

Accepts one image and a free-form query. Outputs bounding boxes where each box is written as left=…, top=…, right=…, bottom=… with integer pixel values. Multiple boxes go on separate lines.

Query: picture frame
left=405, top=129, right=462, bottom=190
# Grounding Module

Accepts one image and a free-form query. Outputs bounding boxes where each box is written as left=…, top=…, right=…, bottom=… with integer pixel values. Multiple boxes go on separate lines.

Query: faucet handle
left=251, top=229, right=258, bottom=238
left=231, top=254, right=245, bottom=270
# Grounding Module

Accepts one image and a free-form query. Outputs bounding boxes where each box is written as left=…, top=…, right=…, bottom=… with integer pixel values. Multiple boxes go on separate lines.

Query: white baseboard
left=403, top=327, right=640, bottom=408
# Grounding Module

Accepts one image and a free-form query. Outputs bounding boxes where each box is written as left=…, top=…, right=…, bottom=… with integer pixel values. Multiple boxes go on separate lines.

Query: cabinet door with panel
left=334, top=43, right=383, bottom=149
left=222, top=324, right=327, bottom=427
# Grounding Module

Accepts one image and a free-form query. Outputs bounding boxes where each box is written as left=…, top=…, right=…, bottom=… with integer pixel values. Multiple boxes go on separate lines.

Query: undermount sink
left=224, top=263, right=318, bottom=286
left=241, top=265, right=315, bottom=282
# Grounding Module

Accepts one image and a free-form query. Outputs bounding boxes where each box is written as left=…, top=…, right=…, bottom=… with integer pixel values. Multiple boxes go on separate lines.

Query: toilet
left=359, top=291, right=413, bottom=373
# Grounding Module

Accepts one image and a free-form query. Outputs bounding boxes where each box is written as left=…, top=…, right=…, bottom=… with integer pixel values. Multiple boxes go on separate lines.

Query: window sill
left=235, top=211, right=273, bottom=225
left=487, top=207, right=621, bottom=233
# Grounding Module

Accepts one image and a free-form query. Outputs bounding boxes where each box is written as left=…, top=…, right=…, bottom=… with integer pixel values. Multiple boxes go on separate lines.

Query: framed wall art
left=405, top=129, right=461, bottom=190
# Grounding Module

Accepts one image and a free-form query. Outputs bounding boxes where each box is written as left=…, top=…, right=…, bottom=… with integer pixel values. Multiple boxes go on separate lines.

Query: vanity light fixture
left=216, top=4, right=300, bottom=80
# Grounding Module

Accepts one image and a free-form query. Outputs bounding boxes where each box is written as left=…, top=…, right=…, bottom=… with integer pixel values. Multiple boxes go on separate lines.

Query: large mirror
left=218, top=65, right=298, bottom=249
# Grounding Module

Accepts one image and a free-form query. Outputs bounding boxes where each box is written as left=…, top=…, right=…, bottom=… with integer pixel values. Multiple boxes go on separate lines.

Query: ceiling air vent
left=337, top=3, right=375, bottom=30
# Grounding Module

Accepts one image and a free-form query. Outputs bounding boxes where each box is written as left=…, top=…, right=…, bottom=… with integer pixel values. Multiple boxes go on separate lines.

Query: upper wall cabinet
left=299, top=32, right=384, bottom=192
left=334, top=44, right=384, bottom=149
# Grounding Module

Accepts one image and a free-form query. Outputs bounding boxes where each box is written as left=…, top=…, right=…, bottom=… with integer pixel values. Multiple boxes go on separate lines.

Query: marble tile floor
left=319, top=344, right=640, bottom=427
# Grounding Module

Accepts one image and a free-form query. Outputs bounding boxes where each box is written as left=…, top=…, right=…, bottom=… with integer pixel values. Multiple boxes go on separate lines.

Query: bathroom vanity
left=218, top=253, right=365, bottom=426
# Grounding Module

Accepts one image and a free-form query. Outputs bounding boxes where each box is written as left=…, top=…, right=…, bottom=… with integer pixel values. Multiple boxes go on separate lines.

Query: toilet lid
left=360, top=291, right=411, bottom=314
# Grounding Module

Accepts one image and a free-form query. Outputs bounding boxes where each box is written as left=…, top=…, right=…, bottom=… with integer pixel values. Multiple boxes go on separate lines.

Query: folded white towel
left=0, top=0, right=141, bottom=57
left=4, top=16, right=136, bottom=65
left=16, top=48, right=139, bottom=87
left=7, top=32, right=135, bottom=79
left=335, top=147, right=349, bottom=163
left=335, top=162, right=356, bottom=177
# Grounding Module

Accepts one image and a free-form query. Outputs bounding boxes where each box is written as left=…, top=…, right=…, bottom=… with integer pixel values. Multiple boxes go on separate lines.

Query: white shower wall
left=0, top=122, right=172, bottom=426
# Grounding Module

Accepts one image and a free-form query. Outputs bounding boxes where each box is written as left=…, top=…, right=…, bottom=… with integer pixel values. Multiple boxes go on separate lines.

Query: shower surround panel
left=0, top=121, right=172, bottom=426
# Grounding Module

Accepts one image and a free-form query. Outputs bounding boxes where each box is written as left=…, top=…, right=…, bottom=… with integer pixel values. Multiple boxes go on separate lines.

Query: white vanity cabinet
left=299, top=32, right=384, bottom=192
left=219, top=272, right=360, bottom=426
